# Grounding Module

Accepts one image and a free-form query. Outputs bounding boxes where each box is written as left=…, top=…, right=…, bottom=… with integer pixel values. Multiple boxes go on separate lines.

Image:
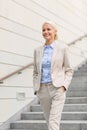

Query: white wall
left=0, top=0, right=87, bottom=77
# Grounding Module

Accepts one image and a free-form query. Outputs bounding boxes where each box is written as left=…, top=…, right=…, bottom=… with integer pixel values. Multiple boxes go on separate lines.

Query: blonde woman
left=33, top=21, right=73, bottom=130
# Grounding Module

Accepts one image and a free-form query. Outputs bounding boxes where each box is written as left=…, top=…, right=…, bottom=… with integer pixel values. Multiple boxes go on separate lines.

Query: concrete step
left=10, top=129, right=31, bottom=130
left=78, top=68, right=87, bottom=71
left=74, top=71, right=87, bottom=75
left=21, top=112, right=87, bottom=120
left=76, top=66, right=87, bottom=69
left=10, top=129, right=30, bottom=130
left=37, top=97, right=87, bottom=104
left=10, top=120, right=87, bottom=130
left=79, top=66, right=87, bottom=69
left=66, top=91, right=87, bottom=97
left=77, top=68, right=87, bottom=71
left=65, top=97, right=87, bottom=104
left=69, top=82, right=87, bottom=90
left=72, top=77, right=87, bottom=82
left=10, top=129, right=34, bottom=130
left=78, top=64, right=87, bottom=68
left=73, top=73, right=87, bottom=77
left=30, top=104, right=87, bottom=112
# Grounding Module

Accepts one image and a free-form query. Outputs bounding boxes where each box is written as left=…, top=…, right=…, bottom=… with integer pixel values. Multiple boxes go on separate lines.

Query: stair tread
left=32, top=104, right=87, bottom=106
left=12, top=120, right=87, bottom=124
left=22, top=111, right=87, bottom=114
left=67, top=97, right=87, bottom=99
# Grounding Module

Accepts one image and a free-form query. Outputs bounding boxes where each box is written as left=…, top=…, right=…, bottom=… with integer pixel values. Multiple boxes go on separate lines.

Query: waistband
left=40, top=82, right=52, bottom=86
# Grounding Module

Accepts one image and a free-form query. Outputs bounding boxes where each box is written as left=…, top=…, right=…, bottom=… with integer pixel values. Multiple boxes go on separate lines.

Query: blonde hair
left=42, top=21, right=58, bottom=40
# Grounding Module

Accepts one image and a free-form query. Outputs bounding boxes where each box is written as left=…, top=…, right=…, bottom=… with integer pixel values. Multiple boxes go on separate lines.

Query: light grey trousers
left=37, top=83, right=66, bottom=130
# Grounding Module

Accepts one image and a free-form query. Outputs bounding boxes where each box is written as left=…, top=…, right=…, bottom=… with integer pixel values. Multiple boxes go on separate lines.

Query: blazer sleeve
left=33, top=50, right=38, bottom=94
left=63, top=45, right=74, bottom=90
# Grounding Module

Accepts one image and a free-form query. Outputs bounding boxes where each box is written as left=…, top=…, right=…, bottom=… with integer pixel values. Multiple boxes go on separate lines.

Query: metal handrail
left=68, top=34, right=87, bottom=46
left=0, top=62, right=33, bottom=82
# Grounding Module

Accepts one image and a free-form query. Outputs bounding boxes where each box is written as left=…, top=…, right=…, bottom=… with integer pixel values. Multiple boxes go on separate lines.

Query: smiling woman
left=33, top=21, right=74, bottom=130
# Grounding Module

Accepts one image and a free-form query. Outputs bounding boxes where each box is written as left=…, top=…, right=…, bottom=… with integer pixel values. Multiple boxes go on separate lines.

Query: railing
left=68, top=34, right=87, bottom=46
left=0, top=62, right=33, bottom=82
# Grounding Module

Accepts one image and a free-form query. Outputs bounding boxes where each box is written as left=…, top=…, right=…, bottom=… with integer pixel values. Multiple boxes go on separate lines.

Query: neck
left=45, top=39, right=55, bottom=45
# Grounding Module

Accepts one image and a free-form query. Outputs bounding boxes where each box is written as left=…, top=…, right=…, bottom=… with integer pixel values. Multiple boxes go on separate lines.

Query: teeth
left=45, top=35, right=49, bottom=37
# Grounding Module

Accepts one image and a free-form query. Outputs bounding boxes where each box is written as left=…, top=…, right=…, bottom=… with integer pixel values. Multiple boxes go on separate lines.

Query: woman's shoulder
left=56, top=41, right=68, bottom=49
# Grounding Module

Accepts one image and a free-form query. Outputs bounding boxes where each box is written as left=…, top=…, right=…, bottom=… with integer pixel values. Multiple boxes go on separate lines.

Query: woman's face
left=42, top=23, right=57, bottom=43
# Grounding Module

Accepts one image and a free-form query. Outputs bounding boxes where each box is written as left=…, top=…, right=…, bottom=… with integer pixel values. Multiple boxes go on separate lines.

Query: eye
left=47, top=28, right=51, bottom=31
left=42, top=29, right=45, bottom=32
left=42, top=28, right=51, bottom=32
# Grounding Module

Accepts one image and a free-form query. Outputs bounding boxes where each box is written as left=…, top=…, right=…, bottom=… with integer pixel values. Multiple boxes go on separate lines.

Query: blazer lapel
left=51, top=41, right=58, bottom=69
left=38, top=46, right=44, bottom=72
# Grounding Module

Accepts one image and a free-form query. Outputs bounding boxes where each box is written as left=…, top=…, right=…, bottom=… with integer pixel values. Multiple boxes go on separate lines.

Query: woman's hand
left=61, top=86, right=66, bottom=92
left=34, top=91, right=37, bottom=95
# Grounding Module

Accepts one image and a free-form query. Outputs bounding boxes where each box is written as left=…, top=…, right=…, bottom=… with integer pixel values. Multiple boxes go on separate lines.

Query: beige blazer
left=33, top=41, right=74, bottom=94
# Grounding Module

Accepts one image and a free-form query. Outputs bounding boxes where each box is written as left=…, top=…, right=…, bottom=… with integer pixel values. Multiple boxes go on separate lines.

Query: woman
left=33, top=21, right=73, bottom=130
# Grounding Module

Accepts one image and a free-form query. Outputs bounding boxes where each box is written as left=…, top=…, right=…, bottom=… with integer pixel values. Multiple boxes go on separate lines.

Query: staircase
left=10, top=61, right=87, bottom=130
